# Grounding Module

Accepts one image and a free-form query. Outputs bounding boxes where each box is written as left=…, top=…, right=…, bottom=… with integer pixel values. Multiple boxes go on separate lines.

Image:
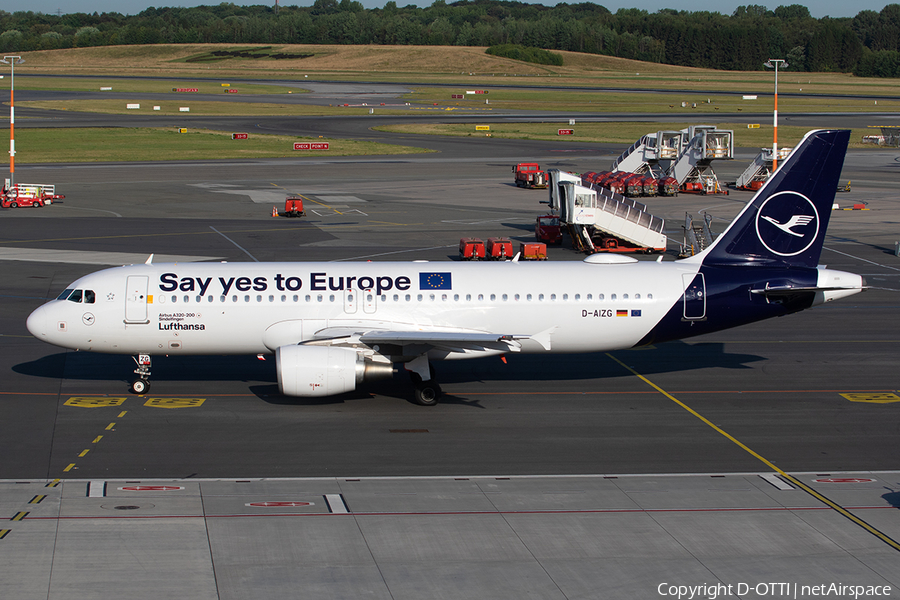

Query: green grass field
left=14, top=76, right=310, bottom=95
left=0, top=128, right=433, bottom=164
left=403, top=88, right=899, bottom=115
left=4, top=45, right=894, bottom=161
left=374, top=121, right=875, bottom=149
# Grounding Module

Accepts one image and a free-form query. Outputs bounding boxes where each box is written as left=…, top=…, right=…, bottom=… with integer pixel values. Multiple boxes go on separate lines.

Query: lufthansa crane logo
left=754, top=191, right=819, bottom=257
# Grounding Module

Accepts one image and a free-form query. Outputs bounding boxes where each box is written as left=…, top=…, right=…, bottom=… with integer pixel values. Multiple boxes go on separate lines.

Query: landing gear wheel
left=130, top=378, right=150, bottom=394
left=414, top=382, right=441, bottom=406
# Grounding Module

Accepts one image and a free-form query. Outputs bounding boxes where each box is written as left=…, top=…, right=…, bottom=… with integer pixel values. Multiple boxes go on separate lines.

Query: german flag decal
left=616, top=309, right=628, bottom=317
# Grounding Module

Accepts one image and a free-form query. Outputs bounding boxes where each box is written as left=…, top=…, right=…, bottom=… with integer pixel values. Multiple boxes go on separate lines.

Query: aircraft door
left=125, top=275, right=150, bottom=324
left=682, top=273, right=706, bottom=320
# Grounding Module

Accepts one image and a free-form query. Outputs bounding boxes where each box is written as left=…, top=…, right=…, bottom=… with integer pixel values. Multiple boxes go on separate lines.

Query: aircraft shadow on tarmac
left=14, top=340, right=764, bottom=406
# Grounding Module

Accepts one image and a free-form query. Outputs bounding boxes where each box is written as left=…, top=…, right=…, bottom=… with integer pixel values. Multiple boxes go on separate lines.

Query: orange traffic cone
left=272, top=206, right=278, bottom=217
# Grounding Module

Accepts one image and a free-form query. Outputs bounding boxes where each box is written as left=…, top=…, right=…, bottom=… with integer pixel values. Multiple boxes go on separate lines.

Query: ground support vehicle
left=284, top=196, right=304, bottom=217
left=459, top=238, right=485, bottom=260
left=1, top=183, right=64, bottom=208
left=657, top=177, right=679, bottom=196
left=535, top=215, right=563, bottom=245
left=513, top=163, right=547, bottom=189
left=519, top=242, right=547, bottom=260
left=486, top=237, right=513, bottom=260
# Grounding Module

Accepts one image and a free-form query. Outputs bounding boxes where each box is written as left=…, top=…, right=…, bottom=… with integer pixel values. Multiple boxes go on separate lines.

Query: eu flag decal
left=631, top=309, right=642, bottom=317
left=419, top=272, right=452, bottom=290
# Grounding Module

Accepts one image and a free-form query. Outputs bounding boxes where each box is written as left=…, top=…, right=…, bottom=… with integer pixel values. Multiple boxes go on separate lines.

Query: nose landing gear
left=131, top=354, right=151, bottom=394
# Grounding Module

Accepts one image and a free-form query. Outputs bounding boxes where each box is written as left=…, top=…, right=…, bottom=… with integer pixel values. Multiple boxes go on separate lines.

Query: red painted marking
left=247, top=501, right=312, bottom=507
left=120, top=485, right=184, bottom=491
left=814, top=478, right=875, bottom=483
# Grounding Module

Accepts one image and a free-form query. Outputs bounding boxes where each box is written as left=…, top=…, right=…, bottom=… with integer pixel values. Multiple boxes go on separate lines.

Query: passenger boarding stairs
left=663, top=126, right=733, bottom=191
left=610, top=131, right=683, bottom=175
left=548, top=170, right=666, bottom=253
left=735, top=147, right=792, bottom=190
left=680, top=212, right=715, bottom=257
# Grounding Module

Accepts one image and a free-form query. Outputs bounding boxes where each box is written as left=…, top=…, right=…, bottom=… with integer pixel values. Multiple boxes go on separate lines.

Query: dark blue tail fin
left=701, top=129, right=850, bottom=268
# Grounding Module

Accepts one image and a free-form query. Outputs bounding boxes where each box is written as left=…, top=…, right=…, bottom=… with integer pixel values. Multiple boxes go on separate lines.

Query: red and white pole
left=1, top=56, right=22, bottom=192
left=772, top=62, right=779, bottom=172
left=765, top=59, right=787, bottom=172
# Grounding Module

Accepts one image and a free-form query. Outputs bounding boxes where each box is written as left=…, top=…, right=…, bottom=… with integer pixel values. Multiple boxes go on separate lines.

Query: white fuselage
left=26, top=259, right=698, bottom=357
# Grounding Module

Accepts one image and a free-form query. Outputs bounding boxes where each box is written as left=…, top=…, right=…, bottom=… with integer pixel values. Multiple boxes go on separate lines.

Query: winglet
left=145, top=254, right=154, bottom=265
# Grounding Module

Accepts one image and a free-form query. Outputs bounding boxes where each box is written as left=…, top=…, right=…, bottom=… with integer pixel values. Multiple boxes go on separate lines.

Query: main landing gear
left=406, top=356, right=441, bottom=406
left=131, top=354, right=151, bottom=394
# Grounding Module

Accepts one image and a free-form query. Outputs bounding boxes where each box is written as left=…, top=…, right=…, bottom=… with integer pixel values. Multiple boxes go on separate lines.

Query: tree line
left=1, top=1, right=900, bottom=77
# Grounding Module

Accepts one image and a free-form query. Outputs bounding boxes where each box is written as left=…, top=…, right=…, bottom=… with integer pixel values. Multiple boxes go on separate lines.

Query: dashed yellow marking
left=64, top=397, right=126, bottom=408
left=118, top=411, right=128, bottom=418
left=10, top=512, right=28, bottom=521
left=78, top=449, right=90, bottom=458
left=92, top=436, right=103, bottom=444
left=0, top=529, right=9, bottom=539
left=105, top=423, right=116, bottom=431
left=144, top=398, right=206, bottom=409
left=28, top=495, right=46, bottom=505
left=45, top=480, right=60, bottom=488
left=841, top=392, right=900, bottom=404
left=63, top=464, right=75, bottom=472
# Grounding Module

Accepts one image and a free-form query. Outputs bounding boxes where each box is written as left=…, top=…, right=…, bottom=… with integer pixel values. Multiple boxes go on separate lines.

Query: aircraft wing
left=310, top=327, right=554, bottom=353
left=360, top=330, right=522, bottom=353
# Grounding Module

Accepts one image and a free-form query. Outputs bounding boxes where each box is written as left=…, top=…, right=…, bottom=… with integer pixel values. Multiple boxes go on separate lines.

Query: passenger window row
left=160, top=292, right=655, bottom=304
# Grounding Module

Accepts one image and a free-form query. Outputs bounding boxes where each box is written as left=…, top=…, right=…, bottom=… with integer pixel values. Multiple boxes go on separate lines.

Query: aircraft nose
left=26, top=304, right=50, bottom=340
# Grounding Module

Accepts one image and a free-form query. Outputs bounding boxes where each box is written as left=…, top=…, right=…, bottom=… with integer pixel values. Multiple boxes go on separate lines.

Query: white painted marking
left=87, top=481, right=106, bottom=497
left=325, top=494, right=349, bottom=513
left=0, top=248, right=221, bottom=265
left=823, top=246, right=900, bottom=272
left=759, top=473, right=794, bottom=490
left=313, top=195, right=366, bottom=203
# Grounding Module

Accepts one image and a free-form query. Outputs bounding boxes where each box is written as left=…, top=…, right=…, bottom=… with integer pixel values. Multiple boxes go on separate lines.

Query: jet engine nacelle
left=276, top=344, right=393, bottom=397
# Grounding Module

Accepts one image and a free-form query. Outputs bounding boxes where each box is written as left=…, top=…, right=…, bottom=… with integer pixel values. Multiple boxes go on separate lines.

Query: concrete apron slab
left=0, top=472, right=897, bottom=599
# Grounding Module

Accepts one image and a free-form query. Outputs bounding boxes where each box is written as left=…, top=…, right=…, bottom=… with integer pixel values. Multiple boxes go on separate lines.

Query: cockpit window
left=68, top=289, right=83, bottom=303
left=84, top=290, right=95, bottom=304
left=57, top=289, right=74, bottom=300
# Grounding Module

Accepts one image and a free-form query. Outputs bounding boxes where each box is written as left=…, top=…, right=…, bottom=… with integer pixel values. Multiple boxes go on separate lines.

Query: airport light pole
left=1, top=56, right=23, bottom=192
left=764, top=59, right=787, bottom=172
